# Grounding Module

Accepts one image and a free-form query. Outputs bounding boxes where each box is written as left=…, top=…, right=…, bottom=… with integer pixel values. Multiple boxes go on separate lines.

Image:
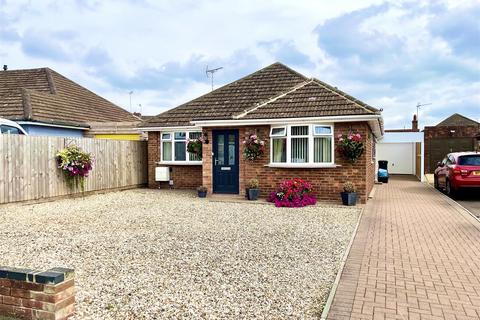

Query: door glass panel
left=228, top=134, right=235, bottom=165
left=217, top=134, right=225, bottom=165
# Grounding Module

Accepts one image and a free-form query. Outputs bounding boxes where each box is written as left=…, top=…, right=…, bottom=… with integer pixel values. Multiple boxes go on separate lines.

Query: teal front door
left=212, top=130, right=239, bottom=194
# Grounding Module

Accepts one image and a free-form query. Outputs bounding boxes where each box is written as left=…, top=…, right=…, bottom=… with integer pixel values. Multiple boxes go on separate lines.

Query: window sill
left=265, top=163, right=341, bottom=168
left=157, top=161, right=202, bottom=166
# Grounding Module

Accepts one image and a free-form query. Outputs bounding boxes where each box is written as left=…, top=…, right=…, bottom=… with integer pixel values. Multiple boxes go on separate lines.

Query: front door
left=212, top=130, right=239, bottom=194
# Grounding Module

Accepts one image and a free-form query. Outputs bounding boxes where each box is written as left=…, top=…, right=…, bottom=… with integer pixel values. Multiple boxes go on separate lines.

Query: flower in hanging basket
left=337, top=132, right=364, bottom=163
left=243, top=134, right=265, bottom=161
left=186, top=132, right=208, bottom=159
left=56, top=145, right=93, bottom=190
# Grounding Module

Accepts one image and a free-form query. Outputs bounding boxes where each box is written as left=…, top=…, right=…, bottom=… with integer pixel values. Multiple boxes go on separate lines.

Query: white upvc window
left=270, top=124, right=334, bottom=166
left=160, top=131, right=202, bottom=164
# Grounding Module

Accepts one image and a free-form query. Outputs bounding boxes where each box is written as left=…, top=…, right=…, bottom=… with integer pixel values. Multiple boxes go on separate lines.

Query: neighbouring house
left=377, top=115, right=424, bottom=181
left=424, top=113, right=480, bottom=173
left=0, top=66, right=142, bottom=139
left=141, top=63, right=383, bottom=203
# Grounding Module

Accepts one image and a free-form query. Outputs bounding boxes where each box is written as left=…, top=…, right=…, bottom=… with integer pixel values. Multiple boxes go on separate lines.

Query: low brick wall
left=0, top=267, right=75, bottom=320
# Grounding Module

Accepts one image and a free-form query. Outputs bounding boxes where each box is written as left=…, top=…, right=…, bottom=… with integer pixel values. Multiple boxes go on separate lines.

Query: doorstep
left=207, top=194, right=270, bottom=205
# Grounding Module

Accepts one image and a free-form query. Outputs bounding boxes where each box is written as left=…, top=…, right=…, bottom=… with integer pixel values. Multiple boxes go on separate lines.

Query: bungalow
left=141, top=63, right=384, bottom=203
left=0, top=66, right=142, bottom=139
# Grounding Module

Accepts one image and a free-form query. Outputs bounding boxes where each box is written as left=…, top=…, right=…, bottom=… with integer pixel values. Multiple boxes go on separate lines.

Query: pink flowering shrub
left=337, top=132, right=364, bottom=163
left=243, top=134, right=265, bottom=160
left=56, top=145, right=93, bottom=190
left=267, top=178, right=317, bottom=208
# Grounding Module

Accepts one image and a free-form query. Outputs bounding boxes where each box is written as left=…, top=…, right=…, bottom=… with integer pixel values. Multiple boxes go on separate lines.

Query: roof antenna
left=206, top=65, right=223, bottom=91
left=415, top=102, right=432, bottom=119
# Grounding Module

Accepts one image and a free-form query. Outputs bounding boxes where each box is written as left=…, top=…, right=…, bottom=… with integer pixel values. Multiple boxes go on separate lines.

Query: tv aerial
left=206, top=65, right=223, bottom=91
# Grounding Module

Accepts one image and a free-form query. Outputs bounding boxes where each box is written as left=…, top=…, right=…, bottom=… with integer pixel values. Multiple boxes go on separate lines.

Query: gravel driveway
left=0, top=189, right=360, bottom=319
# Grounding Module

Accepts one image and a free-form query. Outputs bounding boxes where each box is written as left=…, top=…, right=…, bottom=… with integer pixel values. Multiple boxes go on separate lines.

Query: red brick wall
left=0, top=267, right=75, bottom=319
left=147, top=132, right=160, bottom=188
left=147, top=132, right=202, bottom=189
left=202, top=122, right=374, bottom=203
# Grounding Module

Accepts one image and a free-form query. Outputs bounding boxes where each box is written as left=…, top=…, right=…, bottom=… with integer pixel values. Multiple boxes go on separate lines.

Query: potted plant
left=247, top=178, right=260, bottom=200
left=197, top=186, right=208, bottom=198
left=340, top=182, right=357, bottom=206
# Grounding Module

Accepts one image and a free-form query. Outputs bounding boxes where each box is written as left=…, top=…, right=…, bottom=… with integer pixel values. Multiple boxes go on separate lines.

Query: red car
left=434, top=152, right=480, bottom=197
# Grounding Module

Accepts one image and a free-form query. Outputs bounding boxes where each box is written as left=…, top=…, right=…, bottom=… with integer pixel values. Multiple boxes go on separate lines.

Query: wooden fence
left=0, top=135, right=148, bottom=204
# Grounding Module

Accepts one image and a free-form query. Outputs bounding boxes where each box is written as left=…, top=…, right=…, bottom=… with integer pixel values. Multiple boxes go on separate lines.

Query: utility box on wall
left=155, top=167, right=170, bottom=181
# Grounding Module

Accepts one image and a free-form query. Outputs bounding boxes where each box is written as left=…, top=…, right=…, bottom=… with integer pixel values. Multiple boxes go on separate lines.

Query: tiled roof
left=143, top=62, right=380, bottom=127
left=436, top=113, right=479, bottom=127
left=143, top=63, right=308, bottom=127
left=241, top=79, right=379, bottom=119
left=0, top=68, right=139, bottom=127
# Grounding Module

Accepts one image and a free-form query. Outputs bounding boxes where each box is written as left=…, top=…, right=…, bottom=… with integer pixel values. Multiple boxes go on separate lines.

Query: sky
left=0, top=0, right=479, bottom=129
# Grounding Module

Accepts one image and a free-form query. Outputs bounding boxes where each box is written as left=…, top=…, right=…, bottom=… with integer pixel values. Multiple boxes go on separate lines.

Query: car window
left=458, top=155, right=480, bottom=166
left=0, top=125, right=22, bottom=134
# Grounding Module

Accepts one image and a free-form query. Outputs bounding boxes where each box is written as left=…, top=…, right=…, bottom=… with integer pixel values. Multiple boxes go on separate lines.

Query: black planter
left=198, top=190, right=207, bottom=198
left=248, top=188, right=260, bottom=200
left=340, top=192, right=357, bottom=206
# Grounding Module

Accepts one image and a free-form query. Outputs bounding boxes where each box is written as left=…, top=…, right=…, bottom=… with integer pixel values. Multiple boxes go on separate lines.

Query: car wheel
left=445, top=180, right=457, bottom=199
left=434, top=175, right=439, bottom=189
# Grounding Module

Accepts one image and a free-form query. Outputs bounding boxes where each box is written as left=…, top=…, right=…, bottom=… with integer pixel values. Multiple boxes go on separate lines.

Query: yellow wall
left=94, top=134, right=141, bottom=141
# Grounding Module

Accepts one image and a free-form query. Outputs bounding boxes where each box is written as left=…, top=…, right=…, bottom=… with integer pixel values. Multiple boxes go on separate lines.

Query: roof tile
left=0, top=68, right=138, bottom=127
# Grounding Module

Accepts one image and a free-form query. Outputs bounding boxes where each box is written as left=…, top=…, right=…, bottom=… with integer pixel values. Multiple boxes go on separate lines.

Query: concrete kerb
left=424, top=180, right=480, bottom=230
left=319, top=206, right=365, bottom=320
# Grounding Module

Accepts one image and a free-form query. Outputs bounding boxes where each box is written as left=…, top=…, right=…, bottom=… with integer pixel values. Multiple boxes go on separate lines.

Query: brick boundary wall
left=423, top=125, right=480, bottom=173
left=0, top=267, right=75, bottom=320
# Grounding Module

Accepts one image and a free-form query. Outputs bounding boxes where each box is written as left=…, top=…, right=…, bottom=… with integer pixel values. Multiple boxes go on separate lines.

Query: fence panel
left=0, top=135, right=148, bottom=204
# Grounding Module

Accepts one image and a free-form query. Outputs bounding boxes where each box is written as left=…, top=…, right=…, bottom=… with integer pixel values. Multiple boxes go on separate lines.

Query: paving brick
left=327, top=176, right=480, bottom=319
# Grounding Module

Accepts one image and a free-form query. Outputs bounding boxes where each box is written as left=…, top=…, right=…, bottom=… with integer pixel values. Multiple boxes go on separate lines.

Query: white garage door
left=377, top=143, right=414, bottom=174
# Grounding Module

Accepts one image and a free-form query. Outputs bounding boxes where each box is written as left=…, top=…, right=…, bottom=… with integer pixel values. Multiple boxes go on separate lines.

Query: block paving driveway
left=328, top=176, right=480, bottom=319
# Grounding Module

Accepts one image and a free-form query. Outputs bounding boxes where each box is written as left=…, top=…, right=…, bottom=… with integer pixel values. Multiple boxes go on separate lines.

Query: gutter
left=191, top=114, right=383, bottom=126
left=16, top=120, right=89, bottom=130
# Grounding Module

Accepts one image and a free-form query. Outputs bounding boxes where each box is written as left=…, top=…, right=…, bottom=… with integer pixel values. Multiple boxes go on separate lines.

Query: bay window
left=161, top=131, right=202, bottom=164
left=270, top=124, right=334, bottom=165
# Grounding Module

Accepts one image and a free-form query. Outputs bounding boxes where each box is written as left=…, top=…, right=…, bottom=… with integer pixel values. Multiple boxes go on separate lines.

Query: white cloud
left=0, top=0, right=478, bottom=128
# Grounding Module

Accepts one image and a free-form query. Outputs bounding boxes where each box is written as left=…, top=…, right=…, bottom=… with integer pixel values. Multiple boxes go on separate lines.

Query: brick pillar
left=147, top=131, right=160, bottom=188
left=202, top=129, right=213, bottom=194
left=0, top=266, right=75, bottom=320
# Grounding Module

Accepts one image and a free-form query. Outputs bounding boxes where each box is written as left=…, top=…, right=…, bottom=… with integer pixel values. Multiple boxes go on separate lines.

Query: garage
left=377, top=142, right=415, bottom=174
left=376, top=130, right=424, bottom=181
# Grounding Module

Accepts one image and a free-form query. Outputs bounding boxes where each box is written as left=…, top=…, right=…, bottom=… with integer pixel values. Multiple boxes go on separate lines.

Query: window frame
left=159, top=130, right=203, bottom=165
left=269, top=124, right=335, bottom=166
